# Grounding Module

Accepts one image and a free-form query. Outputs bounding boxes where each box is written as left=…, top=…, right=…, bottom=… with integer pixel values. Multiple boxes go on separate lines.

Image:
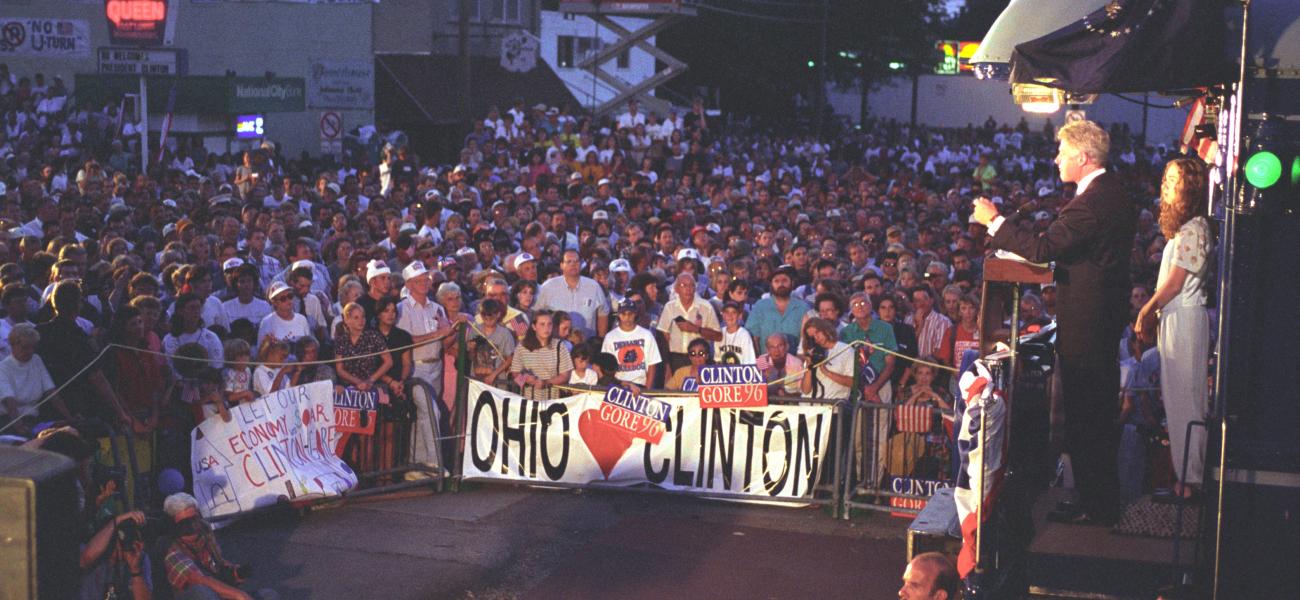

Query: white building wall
left=0, top=1, right=373, bottom=157
left=829, top=74, right=1189, bottom=146
left=539, top=11, right=656, bottom=110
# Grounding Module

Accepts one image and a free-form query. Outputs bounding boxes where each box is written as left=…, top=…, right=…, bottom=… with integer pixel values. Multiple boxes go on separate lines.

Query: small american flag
left=894, top=404, right=931, bottom=433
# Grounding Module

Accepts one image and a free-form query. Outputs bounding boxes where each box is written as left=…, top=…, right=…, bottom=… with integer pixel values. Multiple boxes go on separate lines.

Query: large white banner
left=462, top=381, right=834, bottom=501
left=307, top=59, right=374, bottom=109
left=0, top=19, right=91, bottom=58
left=191, top=381, right=358, bottom=519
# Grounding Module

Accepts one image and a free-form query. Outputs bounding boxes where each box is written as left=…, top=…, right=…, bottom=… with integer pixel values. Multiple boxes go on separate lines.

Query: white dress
left=1157, top=216, right=1212, bottom=485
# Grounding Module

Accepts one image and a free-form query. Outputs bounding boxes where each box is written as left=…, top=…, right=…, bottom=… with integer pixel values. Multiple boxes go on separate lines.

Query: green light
left=888, top=61, right=905, bottom=70
left=1292, top=156, right=1300, bottom=186
left=1245, top=151, right=1282, bottom=189
left=807, top=60, right=815, bottom=68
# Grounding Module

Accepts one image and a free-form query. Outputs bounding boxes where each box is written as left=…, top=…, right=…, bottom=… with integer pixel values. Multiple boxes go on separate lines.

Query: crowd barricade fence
left=345, top=376, right=446, bottom=497
left=840, top=400, right=957, bottom=518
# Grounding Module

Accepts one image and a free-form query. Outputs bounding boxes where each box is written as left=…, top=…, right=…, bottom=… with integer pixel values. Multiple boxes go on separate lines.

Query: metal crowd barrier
left=841, top=400, right=957, bottom=517
left=344, top=376, right=446, bottom=498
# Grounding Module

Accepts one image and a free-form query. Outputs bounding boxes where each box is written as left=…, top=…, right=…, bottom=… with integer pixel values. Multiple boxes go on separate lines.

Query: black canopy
left=1009, top=0, right=1231, bottom=94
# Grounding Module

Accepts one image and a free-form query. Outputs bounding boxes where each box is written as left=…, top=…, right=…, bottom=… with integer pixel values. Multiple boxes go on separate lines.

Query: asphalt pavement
left=218, top=485, right=910, bottom=599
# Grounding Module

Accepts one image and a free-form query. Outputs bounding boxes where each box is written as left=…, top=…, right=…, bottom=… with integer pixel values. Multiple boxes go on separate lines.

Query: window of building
left=448, top=0, right=481, bottom=21
left=492, top=0, right=521, bottom=23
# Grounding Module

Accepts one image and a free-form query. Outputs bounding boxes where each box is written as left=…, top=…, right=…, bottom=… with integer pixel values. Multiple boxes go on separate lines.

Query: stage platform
left=1026, top=488, right=1198, bottom=599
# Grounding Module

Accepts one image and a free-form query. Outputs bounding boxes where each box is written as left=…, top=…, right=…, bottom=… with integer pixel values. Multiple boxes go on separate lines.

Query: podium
left=960, top=256, right=1053, bottom=590
left=978, top=257, right=1054, bottom=359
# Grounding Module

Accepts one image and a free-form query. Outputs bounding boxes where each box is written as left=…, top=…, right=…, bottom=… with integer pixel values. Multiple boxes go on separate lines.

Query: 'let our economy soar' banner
left=191, top=381, right=358, bottom=519
left=463, top=381, right=833, bottom=501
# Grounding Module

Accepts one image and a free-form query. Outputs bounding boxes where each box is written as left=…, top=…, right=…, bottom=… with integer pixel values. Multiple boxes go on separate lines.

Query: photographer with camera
left=162, top=493, right=275, bottom=600
left=80, top=510, right=154, bottom=600
left=798, top=317, right=855, bottom=401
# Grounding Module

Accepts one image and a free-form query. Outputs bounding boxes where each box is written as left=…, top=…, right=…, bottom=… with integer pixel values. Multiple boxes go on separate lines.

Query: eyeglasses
left=851, top=301, right=869, bottom=308
left=688, top=351, right=708, bottom=357
left=273, top=295, right=293, bottom=303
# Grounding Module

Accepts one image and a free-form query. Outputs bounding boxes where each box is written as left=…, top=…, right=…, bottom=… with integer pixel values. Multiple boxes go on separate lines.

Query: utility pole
left=139, top=75, right=148, bottom=175
left=459, top=0, right=473, bottom=129
left=817, top=0, right=828, bottom=138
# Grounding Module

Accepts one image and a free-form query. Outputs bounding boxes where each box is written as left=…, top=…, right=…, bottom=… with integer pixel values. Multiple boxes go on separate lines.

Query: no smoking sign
left=319, top=111, right=342, bottom=140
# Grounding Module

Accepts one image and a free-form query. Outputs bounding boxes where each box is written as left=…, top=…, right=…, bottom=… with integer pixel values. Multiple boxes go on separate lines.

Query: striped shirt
left=905, top=310, right=952, bottom=360
left=509, top=339, right=574, bottom=400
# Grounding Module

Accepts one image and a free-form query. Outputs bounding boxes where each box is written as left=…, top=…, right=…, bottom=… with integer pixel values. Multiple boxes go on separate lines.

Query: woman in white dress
left=1135, top=157, right=1212, bottom=499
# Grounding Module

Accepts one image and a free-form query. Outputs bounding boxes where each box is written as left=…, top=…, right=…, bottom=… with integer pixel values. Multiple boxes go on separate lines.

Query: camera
left=807, top=342, right=828, bottom=364
left=114, top=514, right=164, bottom=547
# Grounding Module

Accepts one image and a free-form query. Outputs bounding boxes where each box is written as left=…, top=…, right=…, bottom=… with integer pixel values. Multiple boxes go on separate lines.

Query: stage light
left=1238, top=121, right=1300, bottom=214
left=1244, top=151, right=1281, bottom=189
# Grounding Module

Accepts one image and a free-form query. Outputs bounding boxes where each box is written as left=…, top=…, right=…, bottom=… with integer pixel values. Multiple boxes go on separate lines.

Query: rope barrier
left=0, top=322, right=466, bottom=435
left=1, top=316, right=981, bottom=435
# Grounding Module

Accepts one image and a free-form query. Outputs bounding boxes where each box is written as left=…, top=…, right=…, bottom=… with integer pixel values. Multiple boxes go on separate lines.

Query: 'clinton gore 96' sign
left=598, top=385, right=669, bottom=443
left=697, top=365, right=768, bottom=409
left=463, top=381, right=831, bottom=501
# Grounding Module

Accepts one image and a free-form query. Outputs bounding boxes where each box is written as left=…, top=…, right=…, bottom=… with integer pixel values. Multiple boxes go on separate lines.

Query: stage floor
left=1027, top=487, right=1198, bottom=599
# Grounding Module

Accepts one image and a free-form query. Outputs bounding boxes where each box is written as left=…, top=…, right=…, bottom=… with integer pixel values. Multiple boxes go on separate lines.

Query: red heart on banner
left=578, top=409, right=634, bottom=479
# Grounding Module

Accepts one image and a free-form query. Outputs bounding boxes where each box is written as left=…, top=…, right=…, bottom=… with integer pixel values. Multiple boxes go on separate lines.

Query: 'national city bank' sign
left=230, top=78, right=306, bottom=113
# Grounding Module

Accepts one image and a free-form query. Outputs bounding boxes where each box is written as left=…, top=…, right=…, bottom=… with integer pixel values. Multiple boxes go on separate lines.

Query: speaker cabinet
left=0, top=446, right=81, bottom=600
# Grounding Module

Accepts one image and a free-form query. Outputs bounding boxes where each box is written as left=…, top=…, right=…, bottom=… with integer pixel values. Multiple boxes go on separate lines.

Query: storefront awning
left=73, top=74, right=306, bottom=114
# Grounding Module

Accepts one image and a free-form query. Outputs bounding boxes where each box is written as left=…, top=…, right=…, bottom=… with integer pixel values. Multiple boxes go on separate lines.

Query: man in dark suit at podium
left=971, top=119, right=1136, bottom=526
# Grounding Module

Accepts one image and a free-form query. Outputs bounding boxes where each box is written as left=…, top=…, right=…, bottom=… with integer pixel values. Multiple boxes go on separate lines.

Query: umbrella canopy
left=1009, top=0, right=1232, bottom=94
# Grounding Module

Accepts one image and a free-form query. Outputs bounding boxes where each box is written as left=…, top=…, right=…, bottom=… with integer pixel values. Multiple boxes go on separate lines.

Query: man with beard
left=746, top=265, right=811, bottom=353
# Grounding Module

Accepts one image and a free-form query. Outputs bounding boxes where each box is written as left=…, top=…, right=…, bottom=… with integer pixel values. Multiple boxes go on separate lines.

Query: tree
left=826, top=0, right=948, bottom=125
left=656, top=0, right=947, bottom=126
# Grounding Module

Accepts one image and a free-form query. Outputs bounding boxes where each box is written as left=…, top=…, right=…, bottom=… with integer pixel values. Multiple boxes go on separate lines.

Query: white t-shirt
left=805, top=341, right=854, bottom=400
left=617, top=111, right=646, bottom=130
left=0, top=354, right=55, bottom=419
left=223, top=297, right=273, bottom=328
left=568, top=368, right=598, bottom=386
left=166, top=295, right=230, bottom=331
left=163, top=328, right=226, bottom=372
left=600, top=325, right=662, bottom=386
left=252, top=364, right=288, bottom=396
left=715, top=326, right=757, bottom=366
left=257, top=312, right=310, bottom=351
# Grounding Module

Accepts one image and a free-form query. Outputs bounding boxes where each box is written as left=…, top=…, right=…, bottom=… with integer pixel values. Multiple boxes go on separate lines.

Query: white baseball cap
left=366, top=259, right=391, bottom=281
left=266, top=281, right=293, bottom=299
left=675, top=248, right=701, bottom=262
left=402, top=261, right=430, bottom=280
left=592, top=210, right=609, bottom=221
left=222, top=258, right=245, bottom=271
left=609, top=258, right=632, bottom=273
left=512, top=253, right=536, bottom=270
left=290, top=259, right=314, bottom=271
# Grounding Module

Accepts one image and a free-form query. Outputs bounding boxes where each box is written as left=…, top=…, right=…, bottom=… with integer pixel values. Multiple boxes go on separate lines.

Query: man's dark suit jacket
left=990, top=170, right=1137, bottom=359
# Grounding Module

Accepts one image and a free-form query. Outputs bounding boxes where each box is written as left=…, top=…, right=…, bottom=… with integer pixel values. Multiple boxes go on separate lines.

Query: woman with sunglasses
left=666, top=338, right=714, bottom=391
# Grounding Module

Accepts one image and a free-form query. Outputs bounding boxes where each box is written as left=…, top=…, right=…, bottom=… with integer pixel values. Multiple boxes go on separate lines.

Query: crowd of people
left=0, top=62, right=1215, bottom=595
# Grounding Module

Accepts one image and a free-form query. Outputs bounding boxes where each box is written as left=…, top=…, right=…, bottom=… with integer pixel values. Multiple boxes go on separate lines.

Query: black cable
left=685, top=2, right=823, bottom=24
left=717, top=0, right=815, bottom=8
left=1109, top=93, right=1178, bottom=109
